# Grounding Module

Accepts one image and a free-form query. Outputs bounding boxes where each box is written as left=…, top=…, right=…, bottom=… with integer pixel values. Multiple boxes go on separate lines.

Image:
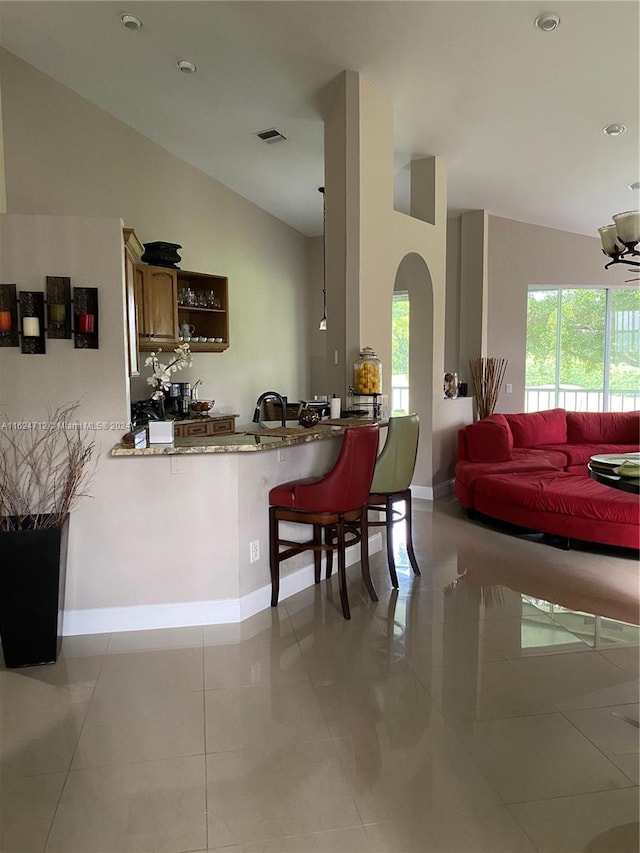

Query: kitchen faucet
left=253, top=391, right=288, bottom=427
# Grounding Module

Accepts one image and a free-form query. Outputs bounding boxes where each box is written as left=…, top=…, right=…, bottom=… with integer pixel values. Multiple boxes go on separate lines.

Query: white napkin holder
left=148, top=421, right=174, bottom=444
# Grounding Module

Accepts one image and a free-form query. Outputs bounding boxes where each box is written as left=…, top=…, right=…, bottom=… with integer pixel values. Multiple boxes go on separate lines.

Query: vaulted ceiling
left=1, top=1, right=638, bottom=237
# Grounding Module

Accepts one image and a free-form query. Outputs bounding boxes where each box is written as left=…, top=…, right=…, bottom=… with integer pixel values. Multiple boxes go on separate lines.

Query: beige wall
left=0, top=212, right=343, bottom=627
left=444, top=215, right=461, bottom=373
left=0, top=48, right=324, bottom=626
left=323, top=72, right=460, bottom=491
left=0, top=78, right=5, bottom=214
left=0, top=48, right=312, bottom=418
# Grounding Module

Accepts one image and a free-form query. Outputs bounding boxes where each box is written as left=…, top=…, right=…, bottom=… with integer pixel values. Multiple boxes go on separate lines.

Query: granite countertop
left=110, top=417, right=383, bottom=457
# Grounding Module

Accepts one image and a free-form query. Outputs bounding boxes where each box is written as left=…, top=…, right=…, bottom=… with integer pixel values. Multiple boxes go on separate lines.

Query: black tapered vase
left=0, top=515, right=69, bottom=667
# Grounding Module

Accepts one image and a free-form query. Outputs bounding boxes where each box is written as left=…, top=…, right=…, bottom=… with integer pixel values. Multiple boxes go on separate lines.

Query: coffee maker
left=168, top=382, right=191, bottom=417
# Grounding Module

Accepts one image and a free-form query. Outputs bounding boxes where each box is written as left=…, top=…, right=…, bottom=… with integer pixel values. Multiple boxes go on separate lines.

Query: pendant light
left=318, top=186, right=327, bottom=331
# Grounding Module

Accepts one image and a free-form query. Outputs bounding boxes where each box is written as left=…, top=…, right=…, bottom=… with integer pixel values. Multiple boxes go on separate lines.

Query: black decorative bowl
left=141, top=242, right=182, bottom=269
left=298, top=409, right=320, bottom=428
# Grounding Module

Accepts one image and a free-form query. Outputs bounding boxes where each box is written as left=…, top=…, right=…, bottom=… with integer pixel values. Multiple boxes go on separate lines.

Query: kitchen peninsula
left=111, top=418, right=379, bottom=456
left=0, top=215, right=398, bottom=638
left=98, top=417, right=386, bottom=635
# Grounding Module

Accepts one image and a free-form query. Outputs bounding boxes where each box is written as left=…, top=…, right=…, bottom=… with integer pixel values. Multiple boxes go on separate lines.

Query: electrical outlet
left=278, top=448, right=288, bottom=462
left=334, top=349, right=339, bottom=365
left=170, top=457, right=187, bottom=475
left=505, top=383, right=513, bottom=394
left=250, top=540, right=260, bottom=563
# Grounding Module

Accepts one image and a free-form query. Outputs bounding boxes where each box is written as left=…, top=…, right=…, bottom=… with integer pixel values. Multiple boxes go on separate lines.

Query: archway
left=393, top=252, right=434, bottom=487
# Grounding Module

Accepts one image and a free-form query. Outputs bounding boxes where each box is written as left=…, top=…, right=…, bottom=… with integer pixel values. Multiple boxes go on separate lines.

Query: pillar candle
left=49, top=304, right=66, bottom=324
left=23, top=316, right=40, bottom=337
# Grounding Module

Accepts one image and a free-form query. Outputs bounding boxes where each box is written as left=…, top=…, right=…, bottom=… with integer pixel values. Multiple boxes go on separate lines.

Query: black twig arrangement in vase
left=469, top=357, right=508, bottom=420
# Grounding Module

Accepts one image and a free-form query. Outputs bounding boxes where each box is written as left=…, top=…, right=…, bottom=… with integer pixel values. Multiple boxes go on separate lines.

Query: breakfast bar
left=110, top=418, right=382, bottom=456
left=83, top=419, right=386, bottom=636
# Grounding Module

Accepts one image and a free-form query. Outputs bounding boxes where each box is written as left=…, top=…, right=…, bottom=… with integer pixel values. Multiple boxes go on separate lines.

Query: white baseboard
left=62, top=532, right=382, bottom=636
left=412, top=479, right=453, bottom=501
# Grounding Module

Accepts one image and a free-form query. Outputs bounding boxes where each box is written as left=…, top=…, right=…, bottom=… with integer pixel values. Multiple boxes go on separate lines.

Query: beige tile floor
left=1, top=497, right=638, bottom=852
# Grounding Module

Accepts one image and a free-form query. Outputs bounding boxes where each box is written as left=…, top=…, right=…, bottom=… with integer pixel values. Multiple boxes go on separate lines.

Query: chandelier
left=598, top=210, right=640, bottom=269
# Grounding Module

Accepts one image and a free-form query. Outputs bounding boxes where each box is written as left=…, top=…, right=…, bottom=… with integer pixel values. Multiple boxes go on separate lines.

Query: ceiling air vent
left=255, top=128, right=287, bottom=144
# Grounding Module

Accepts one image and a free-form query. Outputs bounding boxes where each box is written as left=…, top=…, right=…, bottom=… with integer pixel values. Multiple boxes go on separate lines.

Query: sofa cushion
left=473, top=471, right=640, bottom=549
left=474, top=472, right=639, bottom=531
left=539, top=443, right=639, bottom=468
left=567, top=411, right=640, bottom=444
left=465, top=414, right=513, bottom=462
left=505, top=408, right=567, bottom=448
left=455, top=447, right=566, bottom=490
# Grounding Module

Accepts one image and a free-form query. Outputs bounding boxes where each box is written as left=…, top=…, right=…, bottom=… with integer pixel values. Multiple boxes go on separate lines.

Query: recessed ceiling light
left=629, top=181, right=640, bottom=191
left=603, top=124, right=627, bottom=137
left=534, top=13, right=560, bottom=32
left=177, top=60, right=197, bottom=74
left=120, top=13, right=142, bottom=30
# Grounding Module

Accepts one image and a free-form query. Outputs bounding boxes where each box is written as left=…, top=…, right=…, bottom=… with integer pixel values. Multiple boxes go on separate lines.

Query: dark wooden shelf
left=178, top=306, right=226, bottom=314
left=187, top=341, right=229, bottom=352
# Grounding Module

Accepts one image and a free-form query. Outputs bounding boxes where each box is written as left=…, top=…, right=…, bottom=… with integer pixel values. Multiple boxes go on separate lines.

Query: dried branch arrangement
left=0, top=402, right=96, bottom=531
left=469, top=357, right=508, bottom=420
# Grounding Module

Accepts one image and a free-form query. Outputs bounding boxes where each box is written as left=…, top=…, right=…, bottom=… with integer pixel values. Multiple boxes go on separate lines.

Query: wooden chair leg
left=269, top=507, right=280, bottom=606
left=325, top=526, right=334, bottom=578
left=336, top=515, right=350, bottom=620
left=313, top=523, right=322, bottom=583
left=360, top=509, right=378, bottom=602
left=405, top=491, right=421, bottom=575
left=386, top=496, right=399, bottom=589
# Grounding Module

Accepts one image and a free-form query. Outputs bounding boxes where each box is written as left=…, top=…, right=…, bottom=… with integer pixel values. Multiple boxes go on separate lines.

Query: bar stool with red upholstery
left=268, top=425, right=380, bottom=620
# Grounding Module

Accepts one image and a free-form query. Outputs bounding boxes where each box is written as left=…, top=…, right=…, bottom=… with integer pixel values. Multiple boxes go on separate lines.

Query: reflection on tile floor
left=1, top=497, right=638, bottom=851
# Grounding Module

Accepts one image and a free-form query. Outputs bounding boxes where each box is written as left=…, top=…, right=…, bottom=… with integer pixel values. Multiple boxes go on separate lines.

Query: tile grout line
left=201, top=633, right=210, bottom=852
left=41, top=636, right=112, bottom=851
left=559, top=705, right=640, bottom=786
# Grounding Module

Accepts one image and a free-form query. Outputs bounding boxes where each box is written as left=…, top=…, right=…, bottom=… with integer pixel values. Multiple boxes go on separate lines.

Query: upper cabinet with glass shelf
left=177, top=270, right=229, bottom=352
left=133, top=263, right=229, bottom=353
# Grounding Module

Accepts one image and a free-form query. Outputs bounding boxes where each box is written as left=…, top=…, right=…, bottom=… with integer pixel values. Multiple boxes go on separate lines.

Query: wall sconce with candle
left=73, top=287, right=99, bottom=349
left=0, top=279, right=100, bottom=355
left=19, top=291, right=46, bottom=354
left=46, top=276, right=72, bottom=339
left=0, top=283, right=19, bottom=348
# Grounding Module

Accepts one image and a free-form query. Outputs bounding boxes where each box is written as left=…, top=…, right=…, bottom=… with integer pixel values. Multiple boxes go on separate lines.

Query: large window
left=526, top=288, right=640, bottom=412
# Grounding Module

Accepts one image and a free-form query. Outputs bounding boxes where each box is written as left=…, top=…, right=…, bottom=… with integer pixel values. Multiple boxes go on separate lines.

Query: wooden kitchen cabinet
left=174, top=415, right=236, bottom=438
left=135, top=264, right=179, bottom=351
left=123, top=228, right=143, bottom=376
left=132, top=260, right=229, bottom=354
left=177, top=270, right=229, bottom=353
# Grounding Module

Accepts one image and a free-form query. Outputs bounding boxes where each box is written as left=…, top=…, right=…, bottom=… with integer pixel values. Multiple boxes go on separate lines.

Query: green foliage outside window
left=392, top=294, right=409, bottom=376
left=526, top=288, right=640, bottom=394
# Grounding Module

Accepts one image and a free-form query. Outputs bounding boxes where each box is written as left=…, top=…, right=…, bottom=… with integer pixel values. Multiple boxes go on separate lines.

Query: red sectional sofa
left=455, top=408, right=640, bottom=549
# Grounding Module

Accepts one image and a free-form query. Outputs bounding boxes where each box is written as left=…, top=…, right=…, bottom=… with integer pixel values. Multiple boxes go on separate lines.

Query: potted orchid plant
left=145, top=343, right=192, bottom=419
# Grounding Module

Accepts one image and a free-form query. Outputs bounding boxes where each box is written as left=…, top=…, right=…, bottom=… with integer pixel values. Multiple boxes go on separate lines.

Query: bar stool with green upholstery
left=367, top=414, right=421, bottom=587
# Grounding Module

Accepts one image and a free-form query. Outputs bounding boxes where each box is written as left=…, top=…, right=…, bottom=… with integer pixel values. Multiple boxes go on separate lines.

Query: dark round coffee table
left=588, top=453, right=640, bottom=495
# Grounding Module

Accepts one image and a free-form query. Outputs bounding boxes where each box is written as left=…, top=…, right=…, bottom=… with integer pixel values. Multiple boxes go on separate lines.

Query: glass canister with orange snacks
left=353, top=346, right=382, bottom=394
